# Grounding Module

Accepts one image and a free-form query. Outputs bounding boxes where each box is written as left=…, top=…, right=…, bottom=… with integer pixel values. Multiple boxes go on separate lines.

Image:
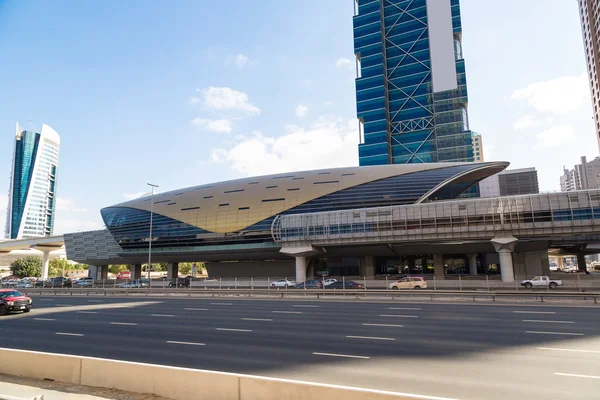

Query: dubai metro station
left=65, top=162, right=510, bottom=280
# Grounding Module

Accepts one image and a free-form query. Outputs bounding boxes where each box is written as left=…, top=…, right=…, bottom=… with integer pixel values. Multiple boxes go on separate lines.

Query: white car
left=323, top=278, right=338, bottom=286
left=16, top=279, right=34, bottom=288
left=520, top=276, right=563, bottom=289
left=270, top=279, right=295, bottom=288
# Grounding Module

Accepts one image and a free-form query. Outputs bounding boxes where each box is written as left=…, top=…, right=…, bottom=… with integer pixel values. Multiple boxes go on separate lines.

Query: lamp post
left=147, top=183, right=159, bottom=285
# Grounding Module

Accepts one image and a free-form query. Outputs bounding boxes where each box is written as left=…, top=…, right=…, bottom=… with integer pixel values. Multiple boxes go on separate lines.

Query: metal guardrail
left=20, top=287, right=600, bottom=303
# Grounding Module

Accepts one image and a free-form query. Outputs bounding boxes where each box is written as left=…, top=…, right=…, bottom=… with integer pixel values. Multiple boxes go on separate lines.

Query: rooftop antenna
left=27, top=120, right=40, bottom=132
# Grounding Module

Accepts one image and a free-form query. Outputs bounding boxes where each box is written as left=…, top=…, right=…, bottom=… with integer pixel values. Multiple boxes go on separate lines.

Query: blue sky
left=0, top=0, right=596, bottom=234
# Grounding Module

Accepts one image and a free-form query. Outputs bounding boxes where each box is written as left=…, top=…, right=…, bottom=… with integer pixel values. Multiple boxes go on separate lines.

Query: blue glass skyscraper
left=353, top=0, right=475, bottom=165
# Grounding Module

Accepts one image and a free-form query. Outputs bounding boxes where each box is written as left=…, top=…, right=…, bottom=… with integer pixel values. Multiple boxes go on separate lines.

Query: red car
left=0, top=289, right=32, bottom=316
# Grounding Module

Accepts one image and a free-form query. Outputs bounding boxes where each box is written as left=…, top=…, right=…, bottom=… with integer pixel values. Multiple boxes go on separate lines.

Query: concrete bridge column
left=306, top=259, right=315, bottom=279
left=577, top=254, right=587, bottom=272
left=99, top=265, right=108, bottom=280
left=41, top=251, right=51, bottom=280
left=433, top=254, right=445, bottom=280
left=557, top=256, right=564, bottom=270
left=491, top=237, right=518, bottom=283
left=360, top=256, right=376, bottom=277
left=167, top=262, right=179, bottom=279
left=130, top=264, right=142, bottom=280
left=295, top=256, right=307, bottom=284
left=468, top=254, right=478, bottom=276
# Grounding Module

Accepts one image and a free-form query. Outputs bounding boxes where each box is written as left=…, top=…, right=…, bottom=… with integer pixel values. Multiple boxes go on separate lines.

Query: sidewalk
left=0, top=375, right=168, bottom=400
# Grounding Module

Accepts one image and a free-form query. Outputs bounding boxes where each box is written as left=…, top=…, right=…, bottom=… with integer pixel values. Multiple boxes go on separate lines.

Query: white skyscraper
left=5, top=123, right=60, bottom=239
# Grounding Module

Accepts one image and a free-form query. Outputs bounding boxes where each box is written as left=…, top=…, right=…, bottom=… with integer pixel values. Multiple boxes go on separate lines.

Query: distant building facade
left=4, top=123, right=60, bottom=239
left=472, top=133, right=483, bottom=162
left=353, top=0, right=476, bottom=165
left=480, top=168, right=540, bottom=198
left=578, top=0, right=600, bottom=151
left=560, top=156, right=600, bottom=191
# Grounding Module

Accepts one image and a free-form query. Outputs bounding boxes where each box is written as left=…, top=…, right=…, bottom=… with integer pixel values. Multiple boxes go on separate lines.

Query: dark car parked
left=168, top=277, right=191, bottom=288
left=44, top=277, right=72, bottom=288
left=294, top=280, right=323, bottom=289
left=0, top=289, right=32, bottom=315
left=324, top=280, right=363, bottom=289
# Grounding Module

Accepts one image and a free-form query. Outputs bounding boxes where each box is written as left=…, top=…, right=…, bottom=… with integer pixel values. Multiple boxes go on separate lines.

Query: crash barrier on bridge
left=19, top=287, right=600, bottom=303
left=0, top=348, right=455, bottom=400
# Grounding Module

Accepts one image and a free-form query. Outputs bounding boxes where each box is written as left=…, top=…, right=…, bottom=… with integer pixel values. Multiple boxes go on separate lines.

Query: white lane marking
left=388, top=307, right=421, bottom=310
left=55, top=332, right=83, bottom=337
left=526, top=331, right=584, bottom=336
left=523, top=320, right=574, bottom=324
left=380, top=314, right=418, bottom=318
left=513, top=311, right=556, bottom=314
left=110, top=322, right=138, bottom=326
left=242, top=318, right=273, bottom=321
left=555, top=372, right=600, bottom=380
left=362, top=323, right=404, bottom=328
left=151, top=314, right=175, bottom=317
left=538, top=347, right=600, bottom=354
left=87, top=300, right=103, bottom=303
left=34, top=318, right=56, bottom=321
left=210, top=302, right=232, bottom=305
left=167, top=341, right=205, bottom=346
left=272, top=311, right=302, bottom=314
left=216, top=328, right=252, bottom=332
left=293, top=305, right=319, bottom=308
left=313, top=352, right=370, bottom=359
left=346, top=335, right=396, bottom=341
left=184, top=308, right=208, bottom=311
left=77, top=311, right=97, bottom=314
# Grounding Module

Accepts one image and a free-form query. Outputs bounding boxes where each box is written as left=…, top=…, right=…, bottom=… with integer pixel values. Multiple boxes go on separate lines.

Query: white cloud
left=56, top=197, right=87, bottom=213
left=295, top=104, right=308, bottom=117
left=511, top=74, right=590, bottom=115
left=225, top=54, right=255, bottom=69
left=335, top=57, right=354, bottom=69
left=324, top=101, right=333, bottom=106
left=189, top=97, right=201, bottom=105
left=191, top=118, right=232, bottom=133
left=197, top=87, right=260, bottom=116
left=534, top=124, right=576, bottom=148
left=122, top=192, right=147, bottom=200
left=210, top=116, right=359, bottom=176
left=513, top=114, right=553, bottom=130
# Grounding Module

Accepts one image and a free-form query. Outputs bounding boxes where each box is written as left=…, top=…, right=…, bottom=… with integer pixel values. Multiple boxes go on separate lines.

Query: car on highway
left=1, top=278, right=19, bottom=287
left=389, top=276, right=427, bottom=290
left=324, top=280, right=363, bottom=289
left=0, top=289, right=32, bottom=315
left=43, top=276, right=73, bottom=288
left=168, top=277, right=190, bottom=288
left=294, top=280, right=323, bottom=289
left=270, top=279, right=294, bottom=288
left=323, top=278, right=337, bottom=286
left=76, top=277, right=94, bottom=287
left=16, top=279, right=35, bottom=289
left=520, top=276, right=563, bottom=289
left=119, top=279, right=150, bottom=288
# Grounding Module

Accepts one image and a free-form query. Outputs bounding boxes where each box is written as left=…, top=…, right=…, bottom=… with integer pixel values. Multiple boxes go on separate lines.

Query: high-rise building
left=472, top=133, right=483, bottom=162
left=560, top=156, right=600, bottom=191
left=4, top=123, right=60, bottom=239
left=480, top=168, right=540, bottom=198
left=578, top=0, right=600, bottom=152
left=353, top=0, right=475, bottom=165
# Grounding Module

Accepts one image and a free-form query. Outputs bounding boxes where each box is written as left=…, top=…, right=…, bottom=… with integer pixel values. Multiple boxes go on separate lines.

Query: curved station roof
left=101, top=162, right=508, bottom=251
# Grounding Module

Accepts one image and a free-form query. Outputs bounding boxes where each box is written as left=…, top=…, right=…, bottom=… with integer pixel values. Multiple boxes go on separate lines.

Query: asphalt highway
left=1, top=296, right=599, bottom=400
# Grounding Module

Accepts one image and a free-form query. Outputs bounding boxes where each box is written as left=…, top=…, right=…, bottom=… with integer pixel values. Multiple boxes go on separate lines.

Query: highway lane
left=0, top=297, right=599, bottom=399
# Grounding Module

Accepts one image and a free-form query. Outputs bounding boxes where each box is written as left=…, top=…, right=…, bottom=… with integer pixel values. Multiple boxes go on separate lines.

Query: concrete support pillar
left=88, top=265, right=99, bottom=280
left=130, top=264, right=142, bottom=280
left=577, top=254, right=587, bottom=272
left=361, top=256, right=376, bottom=277
left=167, top=262, right=179, bottom=279
left=468, top=254, right=478, bottom=276
left=41, top=251, right=50, bottom=280
left=491, top=237, right=518, bottom=283
left=557, top=256, right=564, bottom=270
left=295, top=256, right=307, bottom=284
left=99, top=265, right=108, bottom=280
left=433, top=254, right=445, bottom=280
left=306, top=259, right=315, bottom=279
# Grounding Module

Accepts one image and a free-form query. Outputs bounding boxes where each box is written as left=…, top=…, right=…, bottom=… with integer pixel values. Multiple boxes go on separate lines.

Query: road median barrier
left=0, top=348, right=457, bottom=400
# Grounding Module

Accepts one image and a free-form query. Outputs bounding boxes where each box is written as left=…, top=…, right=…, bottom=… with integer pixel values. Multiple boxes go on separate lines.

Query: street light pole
left=147, top=183, right=159, bottom=286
